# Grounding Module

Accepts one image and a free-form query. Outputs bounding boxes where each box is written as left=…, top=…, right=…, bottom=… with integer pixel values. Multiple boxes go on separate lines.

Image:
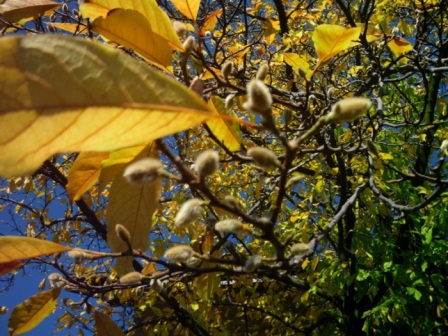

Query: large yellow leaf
left=283, top=53, right=313, bottom=80
left=0, top=236, right=71, bottom=264
left=0, top=35, right=213, bottom=178
left=91, top=9, right=172, bottom=69
left=94, top=311, right=126, bottom=336
left=170, top=0, right=201, bottom=21
left=206, top=96, right=242, bottom=151
left=388, top=36, right=413, bottom=57
left=106, top=143, right=161, bottom=275
left=66, top=152, right=109, bottom=202
left=8, top=287, right=61, bottom=335
left=312, top=24, right=361, bottom=67
left=0, top=0, right=59, bottom=26
left=81, top=0, right=183, bottom=51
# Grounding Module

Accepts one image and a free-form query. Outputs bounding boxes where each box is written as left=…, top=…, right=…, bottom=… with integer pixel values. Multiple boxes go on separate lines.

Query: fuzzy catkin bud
left=440, top=140, right=448, bottom=155
left=175, top=198, right=204, bottom=228
left=256, top=63, right=269, bottom=81
left=225, top=94, right=236, bottom=110
left=244, top=255, right=263, bottom=273
left=115, top=224, right=132, bottom=249
left=67, top=249, right=90, bottom=264
left=48, top=273, right=63, bottom=282
left=247, top=147, right=281, bottom=170
left=221, top=61, right=234, bottom=81
left=182, top=36, right=195, bottom=54
left=195, top=150, right=219, bottom=178
left=224, top=195, right=239, bottom=208
left=215, top=219, right=243, bottom=233
left=123, top=158, right=163, bottom=185
left=173, top=21, right=187, bottom=38
left=164, top=245, right=194, bottom=263
left=290, top=242, right=311, bottom=256
left=150, top=279, right=164, bottom=293
left=119, top=272, right=143, bottom=285
left=326, top=97, right=372, bottom=123
left=243, top=79, right=273, bottom=115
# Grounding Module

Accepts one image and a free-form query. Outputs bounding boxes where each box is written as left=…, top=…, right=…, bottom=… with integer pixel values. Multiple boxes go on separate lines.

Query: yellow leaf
left=106, top=143, right=161, bottom=275
left=312, top=24, right=361, bottom=68
left=91, top=9, right=172, bottom=69
left=388, top=36, right=413, bottom=57
left=94, top=311, right=126, bottom=336
left=0, top=236, right=71, bottom=265
left=193, top=273, right=220, bottom=301
left=206, top=96, right=242, bottom=151
left=0, top=0, right=59, bottom=26
left=80, top=0, right=183, bottom=51
left=66, top=152, right=109, bottom=202
left=170, top=0, right=201, bottom=21
left=0, top=35, right=213, bottom=178
left=263, top=18, right=280, bottom=44
left=199, top=9, right=222, bottom=35
left=0, top=260, right=24, bottom=276
left=8, top=287, right=61, bottom=335
left=283, top=53, right=312, bottom=80
left=50, top=23, right=88, bottom=35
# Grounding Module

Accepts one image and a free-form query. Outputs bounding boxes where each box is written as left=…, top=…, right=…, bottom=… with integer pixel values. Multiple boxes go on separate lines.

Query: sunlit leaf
left=66, top=152, right=109, bottom=202
left=8, top=287, right=61, bottom=335
left=91, top=9, right=172, bottom=69
left=106, top=143, right=161, bottom=275
left=170, top=0, right=201, bottom=20
left=388, top=36, right=413, bottom=57
left=0, top=236, right=71, bottom=264
left=0, top=260, right=24, bottom=276
left=94, top=311, right=125, bottom=336
left=50, top=22, right=87, bottom=35
left=0, top=0, right=59, bottom=26
left=206, top=96, right=242, bottom=151
left=199, top=9, right=222, bottom=35
left=312, top=24, right=361, bottom=67
left=283, top=53, right=312, bottom=80
left=0, top=35, right=213, bottom=178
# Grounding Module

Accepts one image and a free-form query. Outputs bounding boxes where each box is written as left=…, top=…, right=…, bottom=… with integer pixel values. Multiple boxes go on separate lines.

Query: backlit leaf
left=106, top=143, right=161, bottom=275
left=170, top=0, right=201, bottom=20
left=0, top=0, right=59, bottom=26
left=312, top=24, right=361, bottom=68
left=283, top=53, right=312, bottom=80
left=388, top=36, right=413, bottom=57
left=0, top=35, right=213, bottom=178
left=0, top=260, right=24, bottom=276
left=66, top=152, right=109, bottom=202
left=94, top=311, right=125, bottom=336
left=199, top=9, right=222, bottom=35
left=91, top=9, right=172, bottom=69
left=206, top=96, right=242, bottom=151
left=50, top=22, right=88, bottom=35
left=8, top=287, right=61, bottom=335
left=0, top=236, right=71, bottom=264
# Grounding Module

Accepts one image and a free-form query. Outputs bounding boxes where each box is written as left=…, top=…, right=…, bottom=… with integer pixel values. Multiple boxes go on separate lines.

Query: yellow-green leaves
left=0, top=35, right=212, bottom=178
left=0, top=236, right=71, bottom=265
left=170, top=0, right=201, bottom=21
left=94, top=311, right=126, bottom=336
left=8, top=287, right=61, bottom=335
left=0, top=0, right=59, bottom=26
left=106, top=144, right=161, bottom=275
left=313, top=24, right=361, bottom=69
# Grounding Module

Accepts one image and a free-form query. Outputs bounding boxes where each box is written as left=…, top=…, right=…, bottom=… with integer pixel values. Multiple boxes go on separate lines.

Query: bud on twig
left=243, top=79, right=273, bottom=115
left=175, top=198, right=204, bottom=228
left=247, top=147, right=281, bottom=170
left=119, top=272, right=143, bottom=285
left=225, top=94, right=236, bottom=110
left=325, top=97, right=372, bottom=123
left=182, top=36, right=195, bottom=54
left=290, top=242, right=311, bottom=256
left=224, top=195, right=239, bottom=208
left=244, top=255, right=263, bottom=273
left=123, top=158, right=163, bottom=185
left=214, top=219, right=244, bottom=233
left=164, top=245, right=194, bottom=263
left=115, top=224, right=132, bottom=249
left=256, top=63, right=269, bottom=81
left=221, top=61, right=234, bottom=81
left=195, top=150, right=219, bottom=178
left=173, top=21, right=187, bottom=38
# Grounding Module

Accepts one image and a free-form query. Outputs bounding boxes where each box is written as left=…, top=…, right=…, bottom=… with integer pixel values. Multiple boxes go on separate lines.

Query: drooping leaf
left=312, top=24, right=361, bottom=68
left=66, top=152, right=109, bottom=202
left=199, top=9, right=222, bottom=36
left=106, top=143, right=161, bottom=275
left=8, top=287, right=61, bottom=335
left=170, top=0, right=201, bottom=21
left=91, top=9, right=172, bottom=69
left=80, top=0, right=183, bottom=50
left=0, top=236, right=71, bottom=264
left=206, top=96, right=242, bottom=151
left=0, top=260, right=24, bottom=276
left=94, top=311, right=126, bottom=336
left=0, top=35, right=213, bottom=178
left=283, top=53, right=313, bottom=80
left=0, top=0, right=59, bottom=26
left=388, top=36, right=413, bottom=57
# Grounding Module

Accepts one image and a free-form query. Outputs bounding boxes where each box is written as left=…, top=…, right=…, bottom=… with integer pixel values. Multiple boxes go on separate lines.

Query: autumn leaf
left=199, top=9, right=222, bottom=36
left=8, top=287, right=61, bottom=335
left=106, top=143, right=161, bottom=275
left=0, top=236, right=71, bottom=265
left=170, top=0, right=201, bottom=21
left=388, top=36, right=413, bottom=57
left=206, top=96, right=242, bottom=151
left=0, top=260, right=24, bottom=276
left=66, top=152, right=109, bottom=202
left=0, top=0, right=59, bottom=26
left=94, top=311, right=126, bottom=336
left=283, top=53, right=313, bottom=80
left=50, top=22, right=87, bottom=35
left=0, top=35, right=213, bottom=178
left=312, top=24, right=361, bottom=68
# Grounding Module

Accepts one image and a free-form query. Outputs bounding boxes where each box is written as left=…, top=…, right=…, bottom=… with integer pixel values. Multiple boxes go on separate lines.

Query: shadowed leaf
left=94, top=311, right=126, bottom=336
